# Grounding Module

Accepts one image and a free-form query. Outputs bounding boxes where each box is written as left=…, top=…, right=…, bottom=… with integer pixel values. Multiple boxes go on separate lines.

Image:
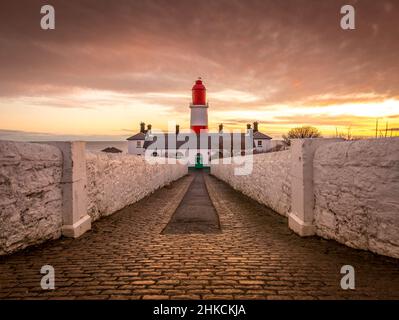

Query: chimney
left=246, top=123, right=252, bottom=135
left=253, top=121, right=259, bottom=132
left=140, top=122, right=145, bottom=133
left=219, top=123, right=223, bottom=133
left=147, top=124, right=152, bottom=133
left=176, top=124, right=180, bottom=135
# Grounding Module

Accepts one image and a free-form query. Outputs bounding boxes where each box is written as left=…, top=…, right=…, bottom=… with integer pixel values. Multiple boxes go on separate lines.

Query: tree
left=283, top=126, right=322, bottom=146
left=335, top=126, right=353, bottom=140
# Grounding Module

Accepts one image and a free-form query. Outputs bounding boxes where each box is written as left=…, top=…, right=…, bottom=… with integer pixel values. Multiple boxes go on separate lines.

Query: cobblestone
left=0, top=172, right=398, bottom=299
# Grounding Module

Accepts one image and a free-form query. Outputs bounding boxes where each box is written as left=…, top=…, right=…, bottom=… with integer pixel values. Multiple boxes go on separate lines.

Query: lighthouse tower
left=190, top=78, right=208, bottom=134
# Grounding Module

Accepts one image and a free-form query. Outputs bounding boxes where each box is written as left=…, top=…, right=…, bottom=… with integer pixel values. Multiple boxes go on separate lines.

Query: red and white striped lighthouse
left=190, top=78, right=208, bottom=134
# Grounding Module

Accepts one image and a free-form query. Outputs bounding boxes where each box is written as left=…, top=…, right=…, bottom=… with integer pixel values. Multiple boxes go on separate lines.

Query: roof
left=127, top=132, right=146, bottom=141
left=101, top=147, right=123, bottom=153
left=253, top=131, right=272, bottom=140
left=143, top=134, right=187, bottom=150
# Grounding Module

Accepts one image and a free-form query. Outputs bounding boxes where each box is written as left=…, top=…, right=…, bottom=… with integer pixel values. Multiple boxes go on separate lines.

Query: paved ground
left=163, top=171, right=220, bottom=234
left=0, top=172, right=398, bottom=300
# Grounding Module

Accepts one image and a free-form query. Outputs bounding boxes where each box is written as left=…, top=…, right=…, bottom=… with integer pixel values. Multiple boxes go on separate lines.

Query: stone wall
left=3, top=138, right=398, bottom=259
left=86, top=152, right=188, bottom=221
left=212, top=138, right=399, bottom=259
left=313, top=138, right=399, bottom=258
left=211, top=151, right=291, bottom=216
left=0, top=141, right=63, bottom=255
left=0, top=141, right=188, bottom=256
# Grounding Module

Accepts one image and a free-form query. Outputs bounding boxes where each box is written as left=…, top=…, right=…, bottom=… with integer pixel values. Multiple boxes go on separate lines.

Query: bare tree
left=283, top=126, right=322, bottom=146
left=375, top=119, right=379, bottom=138
left=347, top=126, right=352, bottom=140
left=385, top=122, right=389, bottom=138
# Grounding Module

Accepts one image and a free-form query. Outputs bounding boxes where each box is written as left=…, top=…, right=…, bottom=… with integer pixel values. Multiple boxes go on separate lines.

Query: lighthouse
left=127, top=77, right=272, bottom=161
left=190, top=78, right=208, bottom=134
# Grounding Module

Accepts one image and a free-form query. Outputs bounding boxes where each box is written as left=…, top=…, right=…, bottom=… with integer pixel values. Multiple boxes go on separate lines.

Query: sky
left=0, top=0, right=398, bottom=141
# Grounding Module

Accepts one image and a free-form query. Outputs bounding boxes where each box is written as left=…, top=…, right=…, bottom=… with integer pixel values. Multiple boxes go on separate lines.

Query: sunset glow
left=0, top=0, right=398, bottom=140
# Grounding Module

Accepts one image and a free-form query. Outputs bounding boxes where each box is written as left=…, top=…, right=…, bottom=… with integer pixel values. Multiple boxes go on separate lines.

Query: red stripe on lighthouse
left=192, top=78, right=206, bottom=105
left=191, top=125, right=207, bottom=134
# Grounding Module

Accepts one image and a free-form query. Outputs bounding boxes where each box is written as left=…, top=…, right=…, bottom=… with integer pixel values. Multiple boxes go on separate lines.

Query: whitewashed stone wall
left=211, top=151, right=291, bottom=216
left=0, top=141, right=63, bottom=255
left=86, top=152, right=188, bottom=221
left=0, top=141, right=187, bottom=256
left=313, top=138, right=399, bottom=258
left=212, top=139, right=399, bottom=259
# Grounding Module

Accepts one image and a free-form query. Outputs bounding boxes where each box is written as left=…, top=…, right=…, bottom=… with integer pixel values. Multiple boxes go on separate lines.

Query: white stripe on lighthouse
left=190, top=104, right=208, bottom=127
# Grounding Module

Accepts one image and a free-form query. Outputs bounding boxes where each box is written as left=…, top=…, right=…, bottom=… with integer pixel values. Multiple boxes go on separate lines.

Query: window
left=136, top=141, right=141, bottom=148
left=257, top=140, right=262, bottom=147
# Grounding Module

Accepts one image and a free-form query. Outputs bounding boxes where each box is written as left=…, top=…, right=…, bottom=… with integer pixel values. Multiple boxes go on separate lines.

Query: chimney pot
left=253, top=121, right=259, bottom=132
left=140, top=122, right=145, bottom=133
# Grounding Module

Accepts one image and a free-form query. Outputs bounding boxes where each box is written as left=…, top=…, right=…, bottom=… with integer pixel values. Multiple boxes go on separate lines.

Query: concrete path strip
left=162, top=171, right=221, bottom=234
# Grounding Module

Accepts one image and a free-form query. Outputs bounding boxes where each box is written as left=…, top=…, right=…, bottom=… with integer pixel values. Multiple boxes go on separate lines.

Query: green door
left=195, top=153, right=204, bottom=169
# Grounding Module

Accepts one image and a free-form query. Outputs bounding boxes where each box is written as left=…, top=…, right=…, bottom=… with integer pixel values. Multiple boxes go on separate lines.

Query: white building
left=127, top=122, right=147, bottom=155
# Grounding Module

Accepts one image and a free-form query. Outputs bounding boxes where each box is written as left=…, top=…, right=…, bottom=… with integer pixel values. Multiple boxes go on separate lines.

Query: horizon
left=1, top=0, right=399, bottom=141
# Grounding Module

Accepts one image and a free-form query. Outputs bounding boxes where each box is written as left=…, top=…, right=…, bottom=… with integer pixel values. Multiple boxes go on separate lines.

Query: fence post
left=45, top=141, right=91, bottom=237
left=288, top=138, right=342, bottom=236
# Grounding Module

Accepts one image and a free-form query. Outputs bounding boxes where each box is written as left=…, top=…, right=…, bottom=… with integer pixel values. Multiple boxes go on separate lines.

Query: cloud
left=299, top=93, right=390, bottom=107
left=271, top=114, right=373, bottom=127
left=0, top=0, right=398, bottom=136
left=0, top=129, right=128, bottom=142
left=1, top=0, right=398, bottom=101
left=210, top=90, right=262, bottom=103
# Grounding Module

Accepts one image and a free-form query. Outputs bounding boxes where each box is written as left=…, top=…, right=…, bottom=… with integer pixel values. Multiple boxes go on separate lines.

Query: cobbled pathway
left=0, top=172, right=398, bottom=300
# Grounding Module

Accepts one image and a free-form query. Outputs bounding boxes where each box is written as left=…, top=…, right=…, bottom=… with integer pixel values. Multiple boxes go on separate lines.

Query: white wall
left=127, top=140, right=145, bottom=155
left=313, top=138, right=399, bottom=258
left=86, top=152, right=188, bottom=221
left=211, top=151, right=292, bottom=216
left=270, top=140, right=288, bottom=151
left=253, top=140, right=287, bottom=153
left=211, top=138, right=399, bottom=259
left=254, top=139, right=272, bottom=152
left=0, top=141, right=63, bottom=255
left=0, top=141, right=188, bottom=256
left=190, top=104, right=208, bottom=127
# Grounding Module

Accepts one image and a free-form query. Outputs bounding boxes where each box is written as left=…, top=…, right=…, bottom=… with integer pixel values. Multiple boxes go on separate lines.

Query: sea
left=85, top=141, right=128, bottom=153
